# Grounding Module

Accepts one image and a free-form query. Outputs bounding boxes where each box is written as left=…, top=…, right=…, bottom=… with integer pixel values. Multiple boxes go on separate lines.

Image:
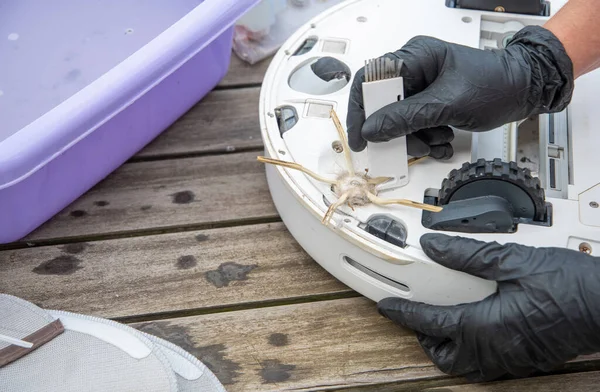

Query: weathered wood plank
left=135, top=87, right=263, bottom=159
left=422, top=371, right=600, bottom=392
left=0, top=223, right=351, bottom=319
left=131, top=297, right=446, bottom=391
left=134, top=299, right=600, bottom=391
left=130, top=299, right=600, bottom=392
left=219, top=53, right=273, bottom=87
left=19, top=151, right=277, bottom=242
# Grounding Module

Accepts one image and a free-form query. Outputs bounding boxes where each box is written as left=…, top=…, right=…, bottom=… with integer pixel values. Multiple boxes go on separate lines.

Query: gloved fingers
left=462, top=368, right=509, bottom=383
left=347, top=39, right=446, bottom=152
left=347, top=67, right=367, bottom=152
left=377, top=297, right=464, bottom=339
left=416, top=333, right=466, bottom=376
left=406, top=134, right=430, bottom=157
left=406, top=137, right=454, bottom=160
left=361, top=90, right=453, bottom=143
left=413, top=126, right=454, bottom=145
left=386, top=38, right=445, bottom=97
left=419, top=233, right=543, bottom=281
left=416, top=333, right=448, bottom=353
left=408, top=127, right=455, bottom=159
left=428, top=143, right=454, bottom=160
left=357, top=39, right=452, bottom=143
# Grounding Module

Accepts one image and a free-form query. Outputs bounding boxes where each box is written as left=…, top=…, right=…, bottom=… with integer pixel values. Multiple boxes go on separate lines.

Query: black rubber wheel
left=438, top=158, right=547, bottom=222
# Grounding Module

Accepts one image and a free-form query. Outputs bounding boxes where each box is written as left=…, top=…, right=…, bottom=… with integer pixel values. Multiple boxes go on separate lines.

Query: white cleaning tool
left=362, top=57, right=409, bottom=191
left=0, top=333, right=33, bottom=349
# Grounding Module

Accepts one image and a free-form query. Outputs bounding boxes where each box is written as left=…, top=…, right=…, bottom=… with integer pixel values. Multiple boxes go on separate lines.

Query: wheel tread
left=438, top=159, right=546, bottom=221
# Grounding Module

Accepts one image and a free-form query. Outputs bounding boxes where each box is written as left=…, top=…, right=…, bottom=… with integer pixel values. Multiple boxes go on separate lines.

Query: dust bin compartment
left=0, top=0, right=260, bottom=244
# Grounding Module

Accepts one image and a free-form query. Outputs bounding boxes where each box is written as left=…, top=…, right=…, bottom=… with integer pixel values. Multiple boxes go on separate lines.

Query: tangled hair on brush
left=257, top=109, right=442, bottom=226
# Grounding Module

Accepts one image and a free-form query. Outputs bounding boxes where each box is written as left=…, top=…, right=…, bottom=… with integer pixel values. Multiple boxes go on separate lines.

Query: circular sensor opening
left=288, top=57, right=351, bottom=95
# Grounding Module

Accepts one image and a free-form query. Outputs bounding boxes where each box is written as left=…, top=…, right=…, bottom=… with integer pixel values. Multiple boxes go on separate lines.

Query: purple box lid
left=0, top=0, right=260, bottom=190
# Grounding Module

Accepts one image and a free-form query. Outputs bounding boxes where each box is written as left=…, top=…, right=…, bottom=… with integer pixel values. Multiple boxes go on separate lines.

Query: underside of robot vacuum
left=257, top=0, right=600, bottom=306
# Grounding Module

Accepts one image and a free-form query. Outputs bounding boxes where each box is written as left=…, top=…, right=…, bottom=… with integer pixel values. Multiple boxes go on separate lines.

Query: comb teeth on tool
left=361, top=56, right=409, bottom=191
left=364, top=57, right=402, bottom=82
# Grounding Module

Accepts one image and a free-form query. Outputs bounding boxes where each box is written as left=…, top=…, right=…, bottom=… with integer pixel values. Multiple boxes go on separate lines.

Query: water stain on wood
left=171, top=190, right=195, bottom=204
left=33, top=255, right=83, bottom=275
left=135, top=322, right=241, bottom=385
left=205, top=262, right=258, bottom=288
left=195, top=234, right=209, bottom=242
left=70, top=210, right=87, bottom=218
left=140, top=205, right=152, bottom=211
left=268, top=333, right=288, bottom=347
left=60, top=243, right=89, bottom=255
left=176, top=255, right=197, bottom=270
left=259, top=360, right=296, bottom=384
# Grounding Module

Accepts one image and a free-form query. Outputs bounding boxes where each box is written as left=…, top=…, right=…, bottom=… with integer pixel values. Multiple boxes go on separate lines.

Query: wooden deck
left=2, top=54, right=600, bottom=391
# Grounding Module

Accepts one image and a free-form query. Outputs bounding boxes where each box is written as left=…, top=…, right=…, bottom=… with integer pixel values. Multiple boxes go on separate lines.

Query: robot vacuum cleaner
left=257, top=0, right=600, bottom=305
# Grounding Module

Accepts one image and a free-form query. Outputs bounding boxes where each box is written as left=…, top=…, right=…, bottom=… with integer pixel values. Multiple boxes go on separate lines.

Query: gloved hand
left=378, top=233, right=600, bottom=382
left=346, top=25, right=574, bottom=156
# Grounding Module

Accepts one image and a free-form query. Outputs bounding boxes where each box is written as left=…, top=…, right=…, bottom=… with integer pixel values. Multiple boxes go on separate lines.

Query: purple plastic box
left=0, top=0, right=260, bottom=243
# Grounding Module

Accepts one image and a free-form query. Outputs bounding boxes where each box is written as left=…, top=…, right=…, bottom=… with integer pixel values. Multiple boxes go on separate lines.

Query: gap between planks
left=0, top=216, right=282, bottom=252
left=129, top=145, right=265, bottom=164
left=114, top=292, right=361, bottom=324
left=213, top=82, right=263, bottom=91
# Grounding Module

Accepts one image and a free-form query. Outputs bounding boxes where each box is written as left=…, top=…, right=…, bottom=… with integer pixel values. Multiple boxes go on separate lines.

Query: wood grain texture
left=219, top=53, right=273, bottom=87
left=135, top=87, right=263, bottom=159
left=21, top=151, right=277, bottom=241
left=422, top=371, right=600, bottom=392
left=131, top=296, right=600, bottom=392
left=0, top=223, right=350, bottom=319
left=133, top=300, right=600, bottom=392
left=131, top=297, right=447, bottom=391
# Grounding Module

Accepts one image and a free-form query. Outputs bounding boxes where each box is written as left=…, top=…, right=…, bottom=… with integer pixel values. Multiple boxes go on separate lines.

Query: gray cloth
left=0, top=294, right=226, bottom=392
left=0, top=294, right=55, bottom=350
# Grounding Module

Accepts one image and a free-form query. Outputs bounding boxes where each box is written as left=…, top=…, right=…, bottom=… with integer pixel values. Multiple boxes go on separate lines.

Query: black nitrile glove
left=346, top=25, right=574, bottom=155
left=378, top=233, right=600, bottom=382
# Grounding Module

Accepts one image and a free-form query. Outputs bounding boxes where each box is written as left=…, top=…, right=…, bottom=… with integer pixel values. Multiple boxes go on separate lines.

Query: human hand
left=346, top=25, right=574, bottom=156
left=377, top=233, right=600, bottom=382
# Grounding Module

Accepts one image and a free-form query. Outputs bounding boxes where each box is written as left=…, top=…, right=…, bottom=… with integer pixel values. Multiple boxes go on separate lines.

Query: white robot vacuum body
left=258, top=0, right=600, bottom=306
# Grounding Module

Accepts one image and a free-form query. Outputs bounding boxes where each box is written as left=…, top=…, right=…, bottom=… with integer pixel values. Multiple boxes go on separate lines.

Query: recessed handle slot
left=343, top=256, right=410, bottom=293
